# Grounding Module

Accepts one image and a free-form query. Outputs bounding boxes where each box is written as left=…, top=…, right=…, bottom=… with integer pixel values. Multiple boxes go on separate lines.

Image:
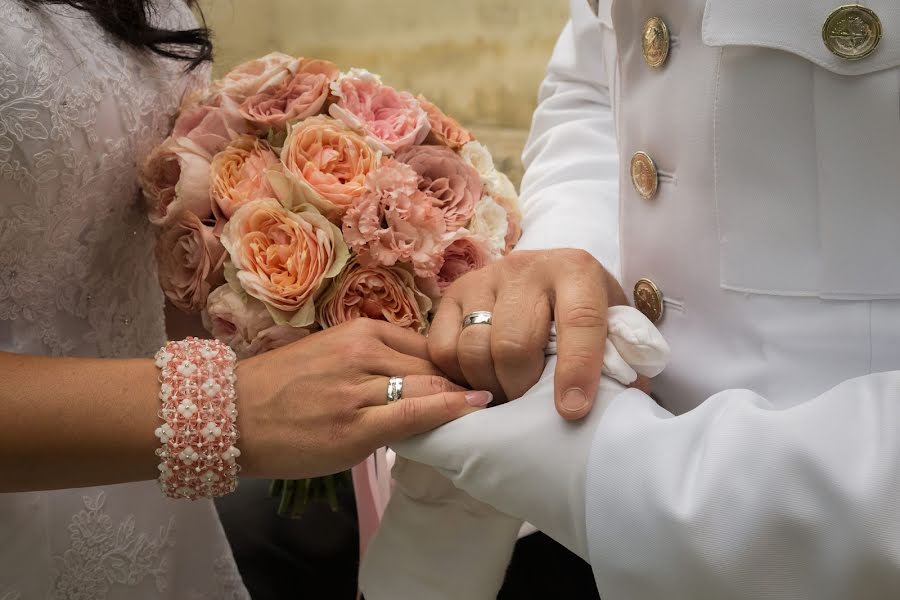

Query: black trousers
left=216, top=479, right=600, bottom=599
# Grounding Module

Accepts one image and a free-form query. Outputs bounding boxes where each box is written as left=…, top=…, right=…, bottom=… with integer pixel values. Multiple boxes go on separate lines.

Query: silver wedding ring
left=463, top=311, right=493, bottom=329
left=386, top=376, right=404, bottom=404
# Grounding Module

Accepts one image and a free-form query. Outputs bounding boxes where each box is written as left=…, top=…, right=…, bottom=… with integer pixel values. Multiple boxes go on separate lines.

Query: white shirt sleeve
left=586, top=374, right=900, bottom=600
left=514, top=0, right=620, bottom=278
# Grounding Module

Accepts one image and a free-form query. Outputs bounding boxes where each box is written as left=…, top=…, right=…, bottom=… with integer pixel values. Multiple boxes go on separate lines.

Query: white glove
left=393, top=306, right=669, bottom=559
left=359, top=459, right=522, bottom=600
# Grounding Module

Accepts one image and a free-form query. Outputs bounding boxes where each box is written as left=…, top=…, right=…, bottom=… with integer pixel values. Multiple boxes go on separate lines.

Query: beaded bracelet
left=154, top=337, right=241, bottom=500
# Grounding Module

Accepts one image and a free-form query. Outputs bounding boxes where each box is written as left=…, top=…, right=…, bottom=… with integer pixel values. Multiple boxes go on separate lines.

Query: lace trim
left=48, top=492, right=176, bottom=599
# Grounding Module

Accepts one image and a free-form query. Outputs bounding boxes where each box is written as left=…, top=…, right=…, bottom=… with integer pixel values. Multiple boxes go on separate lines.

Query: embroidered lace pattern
left=0, top=0, right=207, bottom=358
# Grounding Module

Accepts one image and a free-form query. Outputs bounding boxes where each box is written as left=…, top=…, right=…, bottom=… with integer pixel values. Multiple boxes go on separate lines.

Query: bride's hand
left=235, top=318, right=491, bottom=480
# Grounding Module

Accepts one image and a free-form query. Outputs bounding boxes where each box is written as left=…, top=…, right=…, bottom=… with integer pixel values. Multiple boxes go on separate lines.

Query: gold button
left=630, top=151, right=659, bottom=200
left=823, top=5, right=882, bottom=60
left=642, top=16, right=670, bottom=68
left=634, top=278, right=664, bottom=323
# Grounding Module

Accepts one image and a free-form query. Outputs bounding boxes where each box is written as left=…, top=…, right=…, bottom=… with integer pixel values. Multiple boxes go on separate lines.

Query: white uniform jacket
left=521, top=0, right=900, bottom=598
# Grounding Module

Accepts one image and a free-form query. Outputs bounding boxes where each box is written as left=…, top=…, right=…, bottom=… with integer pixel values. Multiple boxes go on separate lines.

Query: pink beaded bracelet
left=154, top=337, right=241, bottom=500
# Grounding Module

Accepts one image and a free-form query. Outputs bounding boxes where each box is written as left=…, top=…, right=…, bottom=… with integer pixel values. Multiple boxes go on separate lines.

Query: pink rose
left=203, top=285, right=312, bottom=358
left=240, top=58, right=339, bottom=131
left=156, top=210, right=226, bottom=313
left=317, top=258, right=432, bottom=334
left=329, top=69, right=430, bottom=154
left=141, top=136, right=214, bottom=225
left=417, top=95, right=475, bottom=151
left=435, top=233, right=493, bottom=292
left=395, top=145, right=483, bottom=231
left=220, top=199, right=350, bottom=326
left=172, top=94, right=249, bottom=156
left=210, top=136, right=280, bottom=221
left=343, top=160, right=450, bottom=278
left=215, top=52, right=300, bottom=103
left=276, top=115, right=382, bottom=222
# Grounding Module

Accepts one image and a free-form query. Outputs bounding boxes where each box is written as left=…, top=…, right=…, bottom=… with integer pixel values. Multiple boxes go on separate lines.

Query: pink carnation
left=329, top=70, right=430, bottom=154
left=342, top=160, right=450, bottom=278
left=395, top=145, right=483, bottom=231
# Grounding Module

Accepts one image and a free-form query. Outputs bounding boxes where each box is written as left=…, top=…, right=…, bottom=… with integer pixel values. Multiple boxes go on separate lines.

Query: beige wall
left=199, top=0, right=569, bottom=186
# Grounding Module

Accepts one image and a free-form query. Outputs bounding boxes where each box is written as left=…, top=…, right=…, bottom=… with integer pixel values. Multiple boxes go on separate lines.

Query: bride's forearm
left=0, top=351, right=161, bottom=492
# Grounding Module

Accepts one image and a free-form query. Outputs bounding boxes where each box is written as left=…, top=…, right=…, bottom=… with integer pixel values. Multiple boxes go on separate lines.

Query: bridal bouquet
left=141, top=53, right=522, bottom=515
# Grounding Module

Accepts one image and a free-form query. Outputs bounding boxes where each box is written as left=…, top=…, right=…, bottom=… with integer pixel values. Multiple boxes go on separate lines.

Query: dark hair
left=21, top=0, right=212, bottom=68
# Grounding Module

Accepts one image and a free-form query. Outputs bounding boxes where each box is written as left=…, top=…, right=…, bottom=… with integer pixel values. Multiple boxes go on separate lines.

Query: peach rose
left=493, top=191, right=523, bottom=253
left=220, top=198, right=349, bottom=326
left=156, top=210, right=226, bottom=313
left=203, top=285, right=312, bottom=359
left=215, top=52, right=300, bottom=103
left=172, top=94, right=249, bottom=156
left=395, top=145, right=482, bottom=231
left=435, top=233, right=493, bottom=292
left=210, top=136, right=280, bottom=221
left=240, top=58, right=339, bottom=131
left=276, top=115, right=382, bottom=222
left=317, top=258, right=432, bottom=334
left=343, top=160, right=450, bottom=278
left=329, top=69, right=430, bottom=154
left=418, top=95, right=474, bottom=151
left=141, top=136, right=214, bottom=225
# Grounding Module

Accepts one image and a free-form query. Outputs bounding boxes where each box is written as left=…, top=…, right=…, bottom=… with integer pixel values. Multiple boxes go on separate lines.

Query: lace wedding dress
left=0, top=1, right=249, bottom=597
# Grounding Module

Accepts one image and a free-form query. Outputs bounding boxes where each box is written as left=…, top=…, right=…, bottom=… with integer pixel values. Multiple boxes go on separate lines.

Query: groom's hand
left=428, top=248, right=626, bottom=420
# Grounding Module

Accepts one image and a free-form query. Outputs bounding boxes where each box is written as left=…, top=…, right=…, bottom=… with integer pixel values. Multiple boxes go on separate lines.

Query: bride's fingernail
left=465, top=391, right=493, bottom=407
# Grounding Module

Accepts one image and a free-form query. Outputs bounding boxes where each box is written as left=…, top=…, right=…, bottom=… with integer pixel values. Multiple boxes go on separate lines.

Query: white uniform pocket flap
left=702, top=0, right=900, bottom=76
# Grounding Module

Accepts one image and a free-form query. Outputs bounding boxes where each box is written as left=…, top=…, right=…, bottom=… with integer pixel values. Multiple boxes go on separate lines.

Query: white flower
left=158, top=382, right=173, bottom=402
left=469, top=196, right=510, bottom=255
left=460, top=141, right=495, bottom=177
left=177, top=361, right=198, bottom=376
left=201, top=422, right=222, bottom=440
left=226, top=401, right=238, bottom=419
left=154, top=423, right=176, bottom=444
left=201, top=378, right=222, bottom=398
left=201, top=470, right=221, bottom=484
left=488, top=171, right=518, bottom=200
left=222, top=445, right=242, bottom=463
left=179, top=446, right=200, bottom=465
left=460, top=141, right=518, bottom=200
left=329, top=67, right=383, bottom=98
left=154, top=350, right=174, bottom=368
left=177, top=399, right=198, bottom=418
